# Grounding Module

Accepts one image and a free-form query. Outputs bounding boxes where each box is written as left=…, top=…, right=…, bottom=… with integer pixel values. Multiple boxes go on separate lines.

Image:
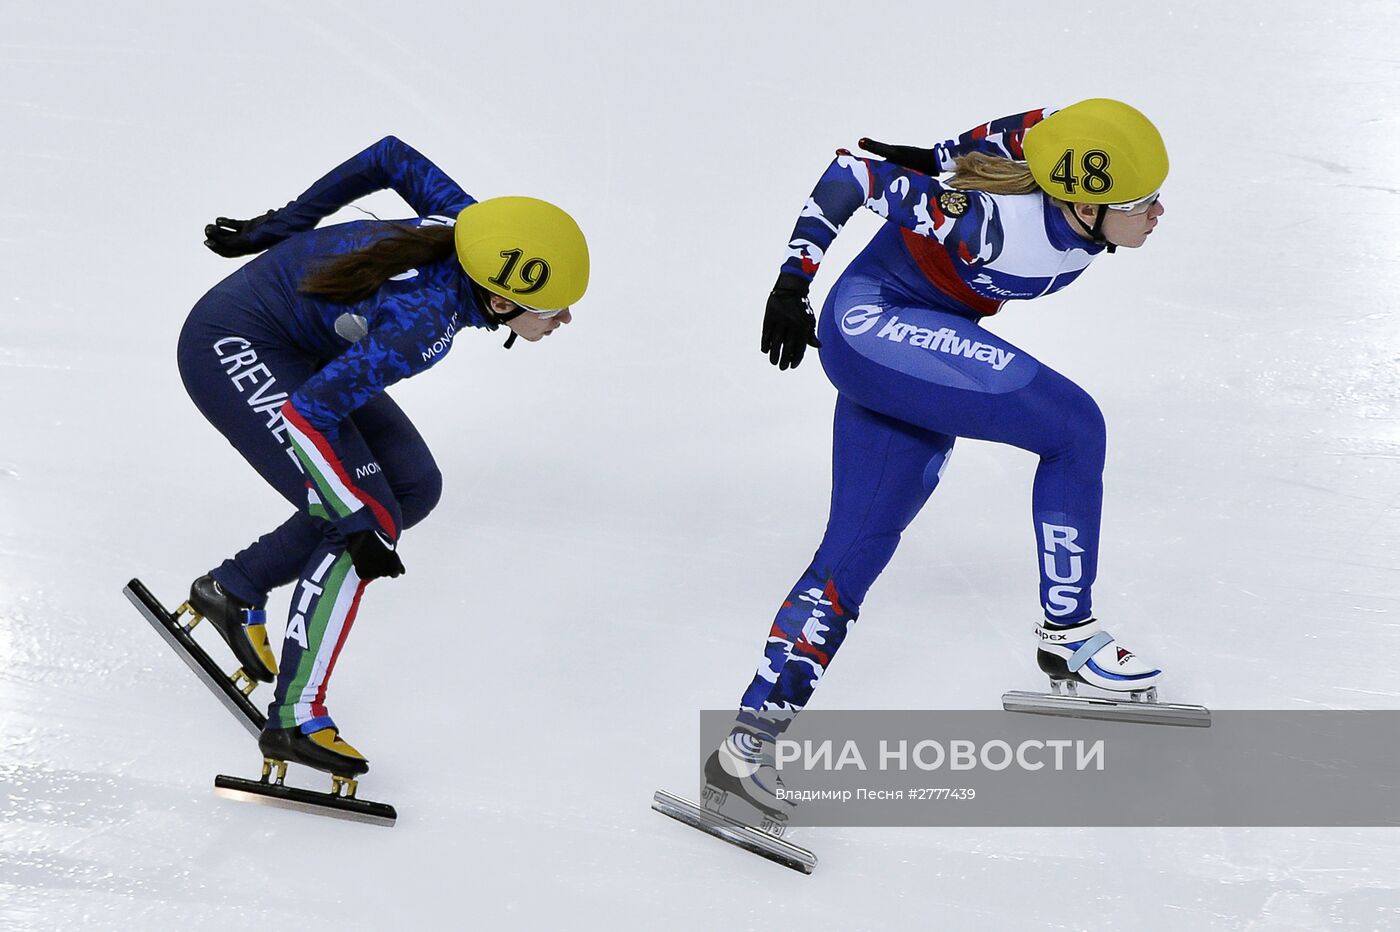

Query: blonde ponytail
left=946, top=151, right=1040, bottom=196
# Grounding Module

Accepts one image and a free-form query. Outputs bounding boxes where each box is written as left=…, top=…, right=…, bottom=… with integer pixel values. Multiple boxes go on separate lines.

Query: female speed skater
left=173, top=136, right=587, bottom=786
left=709, top=99, right=1172, bottom=816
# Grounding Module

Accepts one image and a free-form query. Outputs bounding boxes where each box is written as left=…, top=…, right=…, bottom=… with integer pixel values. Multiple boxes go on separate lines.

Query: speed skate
left=124, top=578, right=397, bottom=824
left=653, top=732, right=817, bottom=874
left=214, top=733, right=397, bottom=828
left=652, top=790, right=816, bottom=874
left=1001, top=618, right=1211, bottom=727
left=123, top=577, right=266, bottom=736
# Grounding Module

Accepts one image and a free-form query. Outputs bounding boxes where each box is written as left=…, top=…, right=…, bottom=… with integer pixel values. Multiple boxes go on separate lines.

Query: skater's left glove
left=345, top=530, right=405, bottom=580
left=204, top=209, right=280, bottom=258
left=857, top=138, right=942, bottom=175
left=762, top=273, right=821, bottom=371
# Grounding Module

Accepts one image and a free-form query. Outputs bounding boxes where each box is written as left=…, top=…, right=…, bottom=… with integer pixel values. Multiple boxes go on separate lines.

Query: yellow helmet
left=454, top=197, right=589, bottom=310
left=1023, top=99, right=1168, bottom=204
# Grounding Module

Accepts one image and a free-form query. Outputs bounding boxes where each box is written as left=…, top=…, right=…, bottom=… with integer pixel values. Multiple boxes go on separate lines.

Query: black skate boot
left=258, top=726, right=370, bottom=778
left=186, top=576, right=278, bottom=683
left=123, top=577, right=267, bottom=735
left=215, top=727, right=393, bottom=825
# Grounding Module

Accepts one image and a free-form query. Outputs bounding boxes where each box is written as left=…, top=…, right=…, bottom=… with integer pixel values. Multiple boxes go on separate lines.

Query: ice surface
left=2, top=1, right=1399, bottom=929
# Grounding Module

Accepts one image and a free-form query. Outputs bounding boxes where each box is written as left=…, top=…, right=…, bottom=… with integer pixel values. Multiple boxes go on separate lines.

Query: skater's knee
left=1048, top=384, right=1106, bottom=466
left=821, top=532, right=901, bottom=610
left=320, top=498, right=405, bottom=546
left=398, top=466, right=443, bottom=530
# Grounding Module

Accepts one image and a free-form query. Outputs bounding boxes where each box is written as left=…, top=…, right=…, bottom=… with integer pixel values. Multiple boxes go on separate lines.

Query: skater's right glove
left=203, top=209, right=280, bottom=258
left=857, top=138, right=942, bottom=175
left=345, top=530, right=405, bottom=580
left=761, top=273, right=821, bottom=371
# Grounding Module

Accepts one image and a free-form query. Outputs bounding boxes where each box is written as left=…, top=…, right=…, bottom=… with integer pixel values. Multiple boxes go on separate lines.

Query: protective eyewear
left=1105, top=191, right=1160, bottom=215
left=492, top=302, right=568, bottom=350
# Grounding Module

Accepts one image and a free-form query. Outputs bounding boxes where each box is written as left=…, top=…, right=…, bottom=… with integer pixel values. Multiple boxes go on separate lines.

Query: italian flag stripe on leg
left=283, top=553, right=356, bottom=728
left=310, top=577, right=369, bottom=719
left=280, top=401, right=398, bottom=537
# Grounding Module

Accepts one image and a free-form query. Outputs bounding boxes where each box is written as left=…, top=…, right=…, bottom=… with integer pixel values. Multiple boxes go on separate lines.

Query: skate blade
left=124, top=579, right=266, bottom=737
left=1001, top=689, right=1211, bottom=727
left=652, top=789, right=816, bottom=874
left=213, top=775, right=397, bottom=827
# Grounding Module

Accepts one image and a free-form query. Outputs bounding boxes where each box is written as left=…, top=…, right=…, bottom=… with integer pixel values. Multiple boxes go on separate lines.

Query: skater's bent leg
left=818, top=300, right=1108, bottom=628
left=942, top=365, right=1106, bottom=625
left=738, top=397, right=953, bottom=737
left=178, top=310, right=411, bottom=598
left=178, top=312, right=327, bottom=602
left=210, top=512, right=323, bottom=606
left=227, top=410, right=408, bottom=602
left=351, top=393, right=443, bottom=531
left=907, top=367, right=1105, bottom=625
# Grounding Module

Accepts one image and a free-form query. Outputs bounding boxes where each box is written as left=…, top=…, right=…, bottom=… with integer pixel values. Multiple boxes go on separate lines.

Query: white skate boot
left=700, top=730, right=799, bottom=832
left=1035, top=617, right=1162, bottom=692
left=1002, top=618, right=1210, bottom=727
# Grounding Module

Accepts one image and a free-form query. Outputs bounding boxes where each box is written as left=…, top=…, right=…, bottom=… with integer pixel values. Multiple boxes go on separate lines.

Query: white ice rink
left=3, top=1, right=1399, bottom=928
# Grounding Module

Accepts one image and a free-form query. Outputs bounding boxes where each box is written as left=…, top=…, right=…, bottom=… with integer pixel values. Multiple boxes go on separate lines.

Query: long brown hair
left=298, top=223, right=457, bottom=303
left=946, top=151, right=1041, bottom=196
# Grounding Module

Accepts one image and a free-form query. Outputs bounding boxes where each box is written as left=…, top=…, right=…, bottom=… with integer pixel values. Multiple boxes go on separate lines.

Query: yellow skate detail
left=308, top=728, right=367, bottom=762
left=244, top=624, right=278, bottom=675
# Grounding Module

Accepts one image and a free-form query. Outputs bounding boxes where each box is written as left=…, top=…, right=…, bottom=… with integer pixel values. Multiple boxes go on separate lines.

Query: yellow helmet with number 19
left=454, top=197, right=590, bottom=310
left=1023, top=99, right=1168, bottom=205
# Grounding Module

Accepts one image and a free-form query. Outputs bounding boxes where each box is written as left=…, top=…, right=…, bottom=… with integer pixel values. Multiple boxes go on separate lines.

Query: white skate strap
left=1037, top=620, right=1114, bottom=673
left=1064, top=632, right=1114, bottom=672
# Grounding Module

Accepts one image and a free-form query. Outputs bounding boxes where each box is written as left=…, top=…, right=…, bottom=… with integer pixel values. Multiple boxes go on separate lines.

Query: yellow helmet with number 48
left=454, top=197, right=590, bottom=310
left=1023, top=99, right=1168, bottom=205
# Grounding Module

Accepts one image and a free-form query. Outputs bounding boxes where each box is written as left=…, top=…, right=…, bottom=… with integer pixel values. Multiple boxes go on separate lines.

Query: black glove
left=761, top=273, right=821, bottom=371
left=857, top=137, right=942, bottom=175
left=345, top=530, right=405, bottom=580
left=204, top=209, right=279, bottom=258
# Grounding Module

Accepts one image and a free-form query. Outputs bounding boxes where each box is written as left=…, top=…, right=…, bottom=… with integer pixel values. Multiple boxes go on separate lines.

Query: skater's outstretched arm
left=858, top=107, right=1053, bottom=176
left=205, top=137, right=476, bottom=257
left=779, top=150, right=1004, bottom=286
left=278, top=291, right=458, bottom=540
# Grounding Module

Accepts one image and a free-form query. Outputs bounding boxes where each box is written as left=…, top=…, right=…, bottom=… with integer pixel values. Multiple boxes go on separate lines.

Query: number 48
left=1049, top=149, right=1113, bottom=196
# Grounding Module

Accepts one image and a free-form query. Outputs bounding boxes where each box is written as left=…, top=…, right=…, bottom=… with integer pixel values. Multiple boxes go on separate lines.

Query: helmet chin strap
left=1071, top=205, right=1117, bottom=255
left=470, top=281, right=525, bottom=348
left=493, top=308, right=526, bottom=349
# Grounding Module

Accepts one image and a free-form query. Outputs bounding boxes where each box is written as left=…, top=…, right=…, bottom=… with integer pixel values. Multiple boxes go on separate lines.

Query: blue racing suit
left=739, top=108, right=1121, bottom=736
left=176, top=136, right=491, bottom=733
